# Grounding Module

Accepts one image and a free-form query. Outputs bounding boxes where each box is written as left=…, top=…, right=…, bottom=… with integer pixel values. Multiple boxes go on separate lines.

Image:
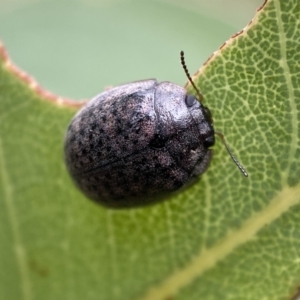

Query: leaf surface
left=0, top=0, right=300, bottom=299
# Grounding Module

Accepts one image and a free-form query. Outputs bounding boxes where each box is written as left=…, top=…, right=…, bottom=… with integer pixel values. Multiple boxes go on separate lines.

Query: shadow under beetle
left=64, top=51, right=247, bottom=208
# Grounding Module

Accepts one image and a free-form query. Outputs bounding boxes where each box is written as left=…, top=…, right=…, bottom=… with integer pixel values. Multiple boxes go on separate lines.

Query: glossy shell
left=64, top=79, right=215, bottom=208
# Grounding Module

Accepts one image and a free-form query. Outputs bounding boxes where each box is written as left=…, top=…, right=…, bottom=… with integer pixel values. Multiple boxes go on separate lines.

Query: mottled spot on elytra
left=70, top=135, right=76, bottom=143
left=79, top=128, right=85, bottom=136
left=116, top=126, right=122, bottom=134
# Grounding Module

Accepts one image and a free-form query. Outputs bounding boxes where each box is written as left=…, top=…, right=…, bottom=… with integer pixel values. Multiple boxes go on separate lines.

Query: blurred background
left=0, top=0, right=262, bottom=100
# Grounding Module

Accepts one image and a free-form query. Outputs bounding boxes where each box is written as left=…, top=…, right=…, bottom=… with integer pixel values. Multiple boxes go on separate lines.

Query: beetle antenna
left=215, top=131, right=248, bottom=177
left=180, top=51, right=203, bottom=102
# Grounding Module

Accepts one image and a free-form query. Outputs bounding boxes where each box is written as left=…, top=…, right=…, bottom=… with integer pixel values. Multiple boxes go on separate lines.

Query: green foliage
left=0, top=0, right=299, bottom=299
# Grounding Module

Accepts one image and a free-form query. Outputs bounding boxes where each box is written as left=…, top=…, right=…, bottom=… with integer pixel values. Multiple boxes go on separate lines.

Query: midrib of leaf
left=0, top=137, right=32, bottom=300
left=140, top=183, right=300, bottom=300
left=274, top=0, right=299, bottom=184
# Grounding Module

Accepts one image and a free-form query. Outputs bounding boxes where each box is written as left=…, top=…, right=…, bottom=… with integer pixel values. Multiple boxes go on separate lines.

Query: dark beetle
left=64, top=52, right=247, bottom=208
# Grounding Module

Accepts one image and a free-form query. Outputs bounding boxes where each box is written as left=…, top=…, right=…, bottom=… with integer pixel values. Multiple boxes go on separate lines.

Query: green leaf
left=0, top=0, right=299, bottom=299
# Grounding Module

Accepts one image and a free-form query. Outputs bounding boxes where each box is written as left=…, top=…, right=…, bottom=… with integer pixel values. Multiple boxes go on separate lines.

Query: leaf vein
left=0, top=137, right=32, bottom=300
left=139, top=184, right=300, bottom=300
left=274, top=0, right=299, bottom=183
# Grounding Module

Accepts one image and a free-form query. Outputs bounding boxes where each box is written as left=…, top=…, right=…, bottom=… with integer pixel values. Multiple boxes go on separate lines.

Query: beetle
left=64, top=51, right=247, bottom=208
